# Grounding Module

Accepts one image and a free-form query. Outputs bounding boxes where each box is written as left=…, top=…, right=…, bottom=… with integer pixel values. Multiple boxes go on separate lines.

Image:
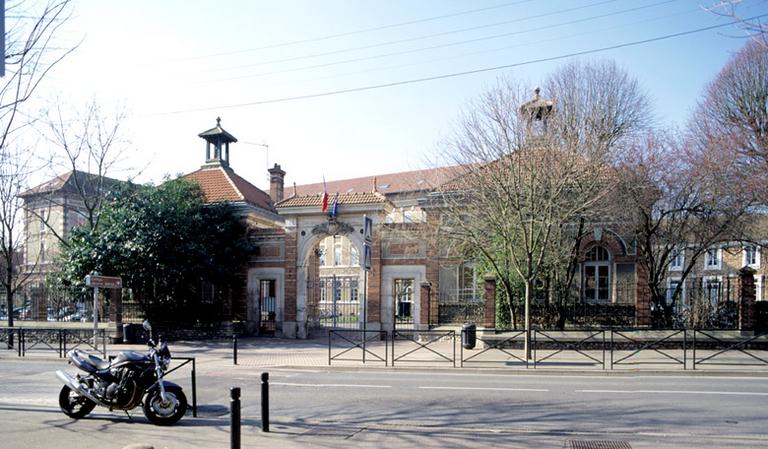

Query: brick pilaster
left=739, top=266, right=756, bottom=331
left=419, top=282, right=431, bottom=326
left=283, top=233, right=297, bottom=321
left=635, top=262, right=651, bottom=326
left=366, top=231, right=382, bottom=322
left=483, top=275, right=496, bottom=328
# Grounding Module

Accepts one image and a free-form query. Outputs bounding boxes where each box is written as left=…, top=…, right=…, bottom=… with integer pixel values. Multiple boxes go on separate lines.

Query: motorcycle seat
left=69, top=349, right=111, bottom=372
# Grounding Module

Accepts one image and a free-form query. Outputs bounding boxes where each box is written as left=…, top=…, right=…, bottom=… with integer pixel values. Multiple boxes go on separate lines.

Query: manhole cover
left=565, top=440, right=633, bottom=449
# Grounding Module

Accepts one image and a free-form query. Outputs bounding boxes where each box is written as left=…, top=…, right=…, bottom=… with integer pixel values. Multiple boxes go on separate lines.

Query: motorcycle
left=55, top=320, right=188, bottom=425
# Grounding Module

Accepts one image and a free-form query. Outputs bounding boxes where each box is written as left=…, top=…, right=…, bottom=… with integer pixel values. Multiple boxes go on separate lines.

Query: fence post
left=230, top=387, right=241, bottom=449
left=233, top=334, right=238, bottom=365
left=261, top=372, right=270, bottom=432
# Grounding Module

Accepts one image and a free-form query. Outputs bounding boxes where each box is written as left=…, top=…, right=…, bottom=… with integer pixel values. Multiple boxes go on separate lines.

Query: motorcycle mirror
left=142, top=320, right=152, bottom=331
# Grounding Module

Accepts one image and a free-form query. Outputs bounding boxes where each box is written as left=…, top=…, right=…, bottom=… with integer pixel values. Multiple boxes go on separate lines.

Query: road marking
left=271, top=382, right=391, bottom=388
left=577, top=389, right=768, bottom=396
left=419, top=386, right=549, bottom=392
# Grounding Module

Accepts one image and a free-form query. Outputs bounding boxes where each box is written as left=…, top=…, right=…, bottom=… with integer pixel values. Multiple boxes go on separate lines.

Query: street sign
left=364, top=216, right=373, bottom=243
left=363, top=243, right=372, bottom=271
left=85, top=275, right=122, bottom=289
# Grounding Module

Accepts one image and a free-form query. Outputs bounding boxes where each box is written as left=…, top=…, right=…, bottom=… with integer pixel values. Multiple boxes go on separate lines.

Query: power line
left=239, top=7, right=698, bottom=92
left=177, top=0, right=536, bottom=61
left=203, top=0, right=620, bottom=73
left=157, top=14, right=766, bottom=116
left=207, top=0, right=680, bottom=83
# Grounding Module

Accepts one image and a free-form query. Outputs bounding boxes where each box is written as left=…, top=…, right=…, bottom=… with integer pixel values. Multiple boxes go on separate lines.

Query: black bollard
left=233, top=334, right=238, bottom=365
left=230, top=387, right=241, bottom=449
left=261, top=372, right=269, bottom=432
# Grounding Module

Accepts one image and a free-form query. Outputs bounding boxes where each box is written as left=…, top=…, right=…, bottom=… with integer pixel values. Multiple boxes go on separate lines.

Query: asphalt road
left=1, top=359, right=767, bottom=449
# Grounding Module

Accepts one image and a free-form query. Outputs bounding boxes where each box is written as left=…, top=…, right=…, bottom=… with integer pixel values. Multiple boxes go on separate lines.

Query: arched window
left=585, top=246, right=609, bottom=262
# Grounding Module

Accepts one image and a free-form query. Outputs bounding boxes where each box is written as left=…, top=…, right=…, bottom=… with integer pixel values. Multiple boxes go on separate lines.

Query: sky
left=25, top=0, right=767, bottom=192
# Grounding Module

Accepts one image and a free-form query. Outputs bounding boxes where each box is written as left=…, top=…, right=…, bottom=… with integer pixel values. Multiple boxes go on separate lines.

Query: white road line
left=577, top=389, right=768, bottom=396
left=271, top=382, right=391, bottom=388
left=419, top=386, right=549, bottom=392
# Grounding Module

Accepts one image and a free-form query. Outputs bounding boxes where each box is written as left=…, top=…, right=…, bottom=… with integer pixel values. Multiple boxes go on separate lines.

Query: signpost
left=85, top=274, right=122, bottom=344
left=362, top=216, right=373, bottom=355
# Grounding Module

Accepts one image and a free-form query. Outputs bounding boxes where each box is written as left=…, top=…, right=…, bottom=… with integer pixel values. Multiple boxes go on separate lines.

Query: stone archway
left=295, top=219, right=368, bottom=337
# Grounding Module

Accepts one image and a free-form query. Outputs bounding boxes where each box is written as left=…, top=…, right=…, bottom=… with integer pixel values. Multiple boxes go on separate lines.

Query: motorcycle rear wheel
left=58, top=385, right=96, bottom=419
left=143, top=387, right=187, bottom=426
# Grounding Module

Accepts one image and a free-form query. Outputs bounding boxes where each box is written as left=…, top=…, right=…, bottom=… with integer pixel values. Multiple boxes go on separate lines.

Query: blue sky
left=35, top=0, right=765, bottom=191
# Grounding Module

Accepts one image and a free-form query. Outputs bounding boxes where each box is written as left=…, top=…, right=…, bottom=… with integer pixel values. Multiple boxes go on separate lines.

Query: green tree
left=56, top=178, right=250, bottom=322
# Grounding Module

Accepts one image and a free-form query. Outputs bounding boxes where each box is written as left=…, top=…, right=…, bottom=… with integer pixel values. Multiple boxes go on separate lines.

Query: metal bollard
left=233, top=334, right=238, bottom=365
left=261, top=372, right=269, bottom=432
left=230, top=387, right=241, bottom=449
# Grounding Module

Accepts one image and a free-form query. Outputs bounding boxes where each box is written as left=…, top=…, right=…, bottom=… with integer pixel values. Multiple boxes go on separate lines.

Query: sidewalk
left=4, top=334, right=768, bottom=374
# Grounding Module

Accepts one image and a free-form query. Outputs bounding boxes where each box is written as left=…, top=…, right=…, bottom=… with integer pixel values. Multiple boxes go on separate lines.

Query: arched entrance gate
left=296, top=217, right=370, bottom=335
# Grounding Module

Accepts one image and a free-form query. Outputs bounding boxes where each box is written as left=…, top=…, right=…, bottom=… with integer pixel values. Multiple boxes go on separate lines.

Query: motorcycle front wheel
left=58, top=385, right=96, bottom=419
left=142, top=387, right=187, bottom=426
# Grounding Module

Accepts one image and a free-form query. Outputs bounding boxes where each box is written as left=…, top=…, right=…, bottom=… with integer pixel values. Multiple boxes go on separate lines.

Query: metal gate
left=308, top=276, right=361, bottom=330
left=394, top=278, right=415, bottom=329
left=258, top=279, right=276, bottom=335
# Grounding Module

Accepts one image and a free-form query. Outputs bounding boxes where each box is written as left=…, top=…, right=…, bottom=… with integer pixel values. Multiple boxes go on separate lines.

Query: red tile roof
left=20, top=170, right=122, bottom=197
left=291, top=166, right=464, bottom=197
left=276, top=191, right=387, bottom=209
left=184, top=166, right=275, bottom=212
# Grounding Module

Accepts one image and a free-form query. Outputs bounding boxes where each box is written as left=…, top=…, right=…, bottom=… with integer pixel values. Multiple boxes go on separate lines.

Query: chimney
left=268, top=163, right=286, bottom=203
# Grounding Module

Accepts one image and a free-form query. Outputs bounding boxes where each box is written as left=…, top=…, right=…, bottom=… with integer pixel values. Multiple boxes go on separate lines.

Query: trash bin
left=123, top=323, right=135, bottom=344
left=462, top=322, right=476, bottom=349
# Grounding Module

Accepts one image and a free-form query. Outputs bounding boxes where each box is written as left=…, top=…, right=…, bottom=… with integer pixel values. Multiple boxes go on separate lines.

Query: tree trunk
left=5, top=282, right=13, bottom=349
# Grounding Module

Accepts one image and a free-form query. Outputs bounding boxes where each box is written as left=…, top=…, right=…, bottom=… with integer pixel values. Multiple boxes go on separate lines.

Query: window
left=756, top=275, right=763, bottom=302
left=585, top=246, right=609, bottom=262
left=438, top=262, right=478, bottom=302
left=705, top=248, right=721, bottom=270
left=703, top=276, right=722, bottom=305
left=350, top=246, right=360, bottom=267
left=669, top=248, right=684, bottom=271
left=583, top=246, right=611, bottom=303
left=667, top=278, right=684, bottom=305
left=334, top=238, right=342, bottom=266
left=317, top=243, right=326, bottom=266
left=744, top=245, right=760, bottom=268
left=38, top=209, right=47, bottom=234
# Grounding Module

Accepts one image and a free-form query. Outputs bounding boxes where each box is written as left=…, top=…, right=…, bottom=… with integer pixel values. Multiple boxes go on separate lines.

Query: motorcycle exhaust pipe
left=55, top=370, right=109, bottom=407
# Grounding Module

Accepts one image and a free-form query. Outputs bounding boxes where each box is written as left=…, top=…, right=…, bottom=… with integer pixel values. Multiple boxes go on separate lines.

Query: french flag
left=321, top=176, right=328, bottom=212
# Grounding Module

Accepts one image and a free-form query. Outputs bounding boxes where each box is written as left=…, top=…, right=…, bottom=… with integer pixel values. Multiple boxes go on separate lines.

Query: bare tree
left=438, top=61, right=651, bottom=358
left=0, top=0, right=73, bottom=339
left=706, top=1, right=767, bottom=48
left=30, top=99, right=132, bottom=239
left=616, top=130, right=750, bottom=326
left=689, top=40, right=768, bottom=190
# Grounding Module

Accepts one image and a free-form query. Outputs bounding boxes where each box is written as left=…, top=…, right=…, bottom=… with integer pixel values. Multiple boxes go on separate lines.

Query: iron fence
left=692, top=329, right=768, bottom=369
left=391, top=329, right=456, bottom=367
left=460, top=329, right=527, bottom=367
left=328, top=329, right=387, bottom=365
left=0, top=327, right=107, bottom=357
left=533, top=330, right=606, bottom=369
left=610, top=329, right=687, bottom=369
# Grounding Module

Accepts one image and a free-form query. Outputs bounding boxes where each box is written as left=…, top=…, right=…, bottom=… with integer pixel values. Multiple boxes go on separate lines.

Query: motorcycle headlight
left=160, top=355, right=172, bottom=370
